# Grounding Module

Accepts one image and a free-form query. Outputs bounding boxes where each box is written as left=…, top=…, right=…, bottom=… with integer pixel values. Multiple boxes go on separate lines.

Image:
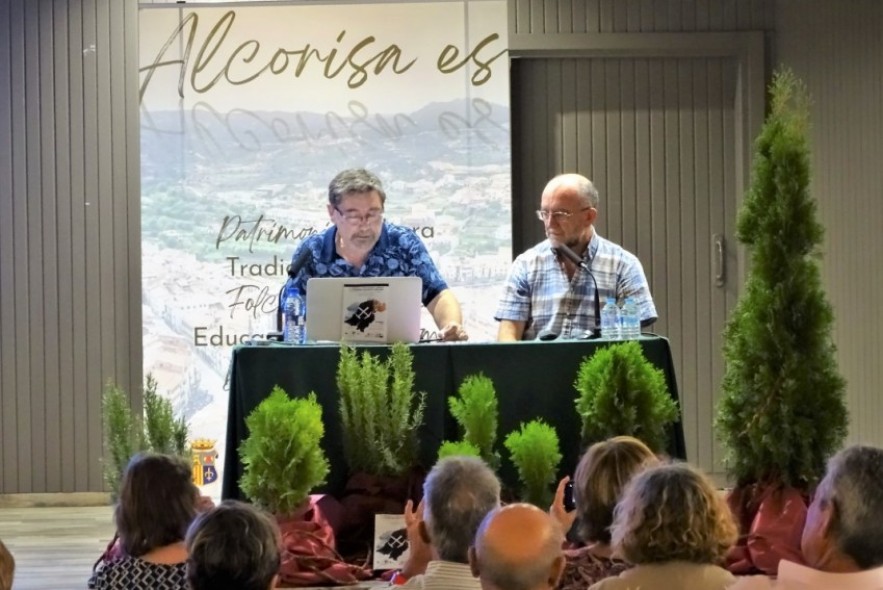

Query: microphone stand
left=553, top=244, right=602, bottom=339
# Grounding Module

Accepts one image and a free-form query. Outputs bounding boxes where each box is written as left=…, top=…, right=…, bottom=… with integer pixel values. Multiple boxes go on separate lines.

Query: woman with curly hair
left=550, top=436, right=658, bottom=589
left=588, top=462, right=738, bottom=590
left=88, top=453, right=200, bottom=589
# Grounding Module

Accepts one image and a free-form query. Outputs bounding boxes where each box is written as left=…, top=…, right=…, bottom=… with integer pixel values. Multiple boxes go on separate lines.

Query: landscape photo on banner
left=139, top=1, right=511, bottom=495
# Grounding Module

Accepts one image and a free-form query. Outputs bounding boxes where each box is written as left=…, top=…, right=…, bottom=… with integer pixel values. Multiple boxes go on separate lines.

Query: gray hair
left=328, top=168, right=387, bottom=206
left=543, top=173, right=600, bottom=209
left=818, top=445, right=883, bottom=569
left=185, top=500, right=281, bottom=590
left=423, top=456, right=501, bottom=563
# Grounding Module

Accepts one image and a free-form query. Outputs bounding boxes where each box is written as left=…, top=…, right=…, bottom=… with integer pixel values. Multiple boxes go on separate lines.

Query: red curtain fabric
left=277, top=494, right=372, bottom=586
left=726, top=483, right=808, bottom=575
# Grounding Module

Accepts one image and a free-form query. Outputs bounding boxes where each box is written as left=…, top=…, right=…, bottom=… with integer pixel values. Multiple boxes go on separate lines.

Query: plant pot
left=725, top=482, right=808, bottom=576
left=276, top=495, right=371, bottom=587
left=335, top=467, right=426, bottom=560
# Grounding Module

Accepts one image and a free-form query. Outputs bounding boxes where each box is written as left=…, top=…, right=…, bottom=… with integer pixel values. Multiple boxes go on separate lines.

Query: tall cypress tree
left=715, top=69, right=847, bottom=489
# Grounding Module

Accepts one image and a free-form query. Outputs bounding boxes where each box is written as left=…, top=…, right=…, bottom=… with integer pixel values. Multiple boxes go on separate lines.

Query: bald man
left=496, top=173, right=656, bottom=341
left=469, top=504, right=565, bottom=590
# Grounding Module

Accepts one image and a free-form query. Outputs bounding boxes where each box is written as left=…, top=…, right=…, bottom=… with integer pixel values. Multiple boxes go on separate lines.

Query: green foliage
left=437, top=440, right=481, bottom=460
left=239, top=388, right=330, bottom=517
left=337, top=343, right=426, bottom=477
left=445, top=373, right=500, bottom=468
left=504, top=420, right=562, bottom=507
left=574, top=341, right=679, bottom=453
left=716, top=68, right=848, bottom=488
left=143, top=374, right=188, bottom=457
left=101, top=381, right=144, bottom=499
left=101, top=374, right=189, bottom=499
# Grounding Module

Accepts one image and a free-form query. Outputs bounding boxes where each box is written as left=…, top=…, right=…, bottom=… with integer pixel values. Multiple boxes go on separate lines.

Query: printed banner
left=139, top=1, right=511, bottom=495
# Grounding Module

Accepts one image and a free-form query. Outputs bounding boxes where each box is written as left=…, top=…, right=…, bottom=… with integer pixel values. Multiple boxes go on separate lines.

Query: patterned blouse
left=291, top=222, right=449, bottom=306
left=88, top=556, right=188, bottom=590
left=558, top=546, right=630, bottom=590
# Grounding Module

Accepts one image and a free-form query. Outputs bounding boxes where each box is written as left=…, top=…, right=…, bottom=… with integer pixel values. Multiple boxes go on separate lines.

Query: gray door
left=512, top=56, right=740, bottom=478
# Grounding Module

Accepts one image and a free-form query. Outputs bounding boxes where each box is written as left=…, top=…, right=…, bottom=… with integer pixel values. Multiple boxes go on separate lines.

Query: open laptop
left=304, top=276, right=423, bottom=344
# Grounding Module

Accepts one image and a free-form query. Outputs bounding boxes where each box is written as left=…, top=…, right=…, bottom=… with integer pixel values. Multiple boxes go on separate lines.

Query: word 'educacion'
left=140, top=10, right=506, bottom=99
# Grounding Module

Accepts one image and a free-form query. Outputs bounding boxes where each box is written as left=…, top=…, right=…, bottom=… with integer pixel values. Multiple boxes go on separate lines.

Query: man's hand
left=440, top=322, right=468, bottom=342
left=401, top=499, right=432, bottom=578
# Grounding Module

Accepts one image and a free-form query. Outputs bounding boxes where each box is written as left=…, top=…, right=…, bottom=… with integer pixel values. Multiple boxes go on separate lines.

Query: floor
left=0, top=506, right=115, bottom=590
left=0, top=505, right=391, bottom=590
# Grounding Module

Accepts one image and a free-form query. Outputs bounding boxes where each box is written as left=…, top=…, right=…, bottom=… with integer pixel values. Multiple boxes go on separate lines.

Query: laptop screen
left=304, top=276, right=423, bottom=344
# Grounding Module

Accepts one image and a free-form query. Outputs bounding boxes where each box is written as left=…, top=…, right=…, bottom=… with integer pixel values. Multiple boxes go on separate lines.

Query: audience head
left=114, top=452, right=198, bottom=557
left=611, top=462, right=737, bottom=565
left=573, top=436, right=658, bottom=545
left=469, top=503, right=564, bottom=590
left=422, top=456, right=501, bottom=563
left=802, top=445, right=883, bottom=571
left=0, top=539, right=13, bottom=590
left=328, top=168, right=386, bottom=207
left=186, top=500, right=281, bottom=590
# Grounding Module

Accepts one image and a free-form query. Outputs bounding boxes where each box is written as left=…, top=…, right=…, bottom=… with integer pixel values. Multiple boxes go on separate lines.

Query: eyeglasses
left=334, top=206, right=384, bottom=226
left=536, top=207, right=591, bottom=222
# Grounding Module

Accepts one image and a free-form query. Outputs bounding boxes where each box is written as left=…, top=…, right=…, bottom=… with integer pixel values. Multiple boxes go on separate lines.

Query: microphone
left=275, top=247, right=312, bottom=333
left=553, top=244, right=601, bottom=339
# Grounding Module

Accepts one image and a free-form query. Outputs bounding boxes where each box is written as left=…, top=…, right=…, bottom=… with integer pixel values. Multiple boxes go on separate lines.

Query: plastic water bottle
left=620, top=297, right=641, bottom=340
left=600, top=297, right=620, bottom=340
left=283, top=284, right=306, bottom=344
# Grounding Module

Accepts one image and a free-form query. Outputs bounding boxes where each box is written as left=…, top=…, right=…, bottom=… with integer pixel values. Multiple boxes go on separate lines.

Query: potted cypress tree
left=715, top=68, right=848, bottom=576
left=503, top=419, right=562, bottom=507
left=574, top=341, right=679, bottom=454
left=238, top=387, right=330, bottom=518
left=439, top=373, right=501, bottom=468
left=239, top=386, right=368, bottom=586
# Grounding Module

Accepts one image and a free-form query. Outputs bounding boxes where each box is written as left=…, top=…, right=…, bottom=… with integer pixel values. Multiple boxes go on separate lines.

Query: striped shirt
left=399, top=561, right=481, bottom=590
left=495, top=232, right=657, bottom=340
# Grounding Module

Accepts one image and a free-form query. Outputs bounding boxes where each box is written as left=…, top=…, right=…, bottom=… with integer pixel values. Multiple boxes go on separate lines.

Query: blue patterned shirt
left=290, top=221, right=448, bottom=306
left=495, top=233, right=657, bottom=340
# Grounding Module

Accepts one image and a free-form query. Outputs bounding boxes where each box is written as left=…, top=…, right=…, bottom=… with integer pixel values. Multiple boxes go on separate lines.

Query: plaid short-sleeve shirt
left=495, top=232, right=656, bottom=340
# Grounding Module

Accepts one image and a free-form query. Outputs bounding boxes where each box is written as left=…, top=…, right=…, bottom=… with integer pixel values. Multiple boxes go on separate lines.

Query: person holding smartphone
left=549, top=436, right=658, bottom=590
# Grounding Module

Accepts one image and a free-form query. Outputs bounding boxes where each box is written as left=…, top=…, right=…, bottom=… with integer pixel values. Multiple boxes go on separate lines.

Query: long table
left=222, top=336, right=685, bottom=501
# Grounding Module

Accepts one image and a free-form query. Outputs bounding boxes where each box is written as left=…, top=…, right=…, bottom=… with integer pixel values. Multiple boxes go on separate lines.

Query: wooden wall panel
left=775, top=1, right=883, bottom=449
left=511, top=0, right=774, bottom=35
left=512, top=55, right=744, bottom=475
left=510, top=0, right=883, bottom=474
left=0, top=0, right=141, bottom=494
left=1, top=0, right=19, bottom=493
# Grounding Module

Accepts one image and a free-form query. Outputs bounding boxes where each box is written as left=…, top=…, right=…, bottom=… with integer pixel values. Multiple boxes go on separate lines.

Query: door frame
left=508, top=31, right=765, bottom=291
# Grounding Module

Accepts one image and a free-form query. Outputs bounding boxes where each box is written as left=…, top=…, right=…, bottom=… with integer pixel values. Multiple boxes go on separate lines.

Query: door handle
left=713, top=234, right=725, bottom=287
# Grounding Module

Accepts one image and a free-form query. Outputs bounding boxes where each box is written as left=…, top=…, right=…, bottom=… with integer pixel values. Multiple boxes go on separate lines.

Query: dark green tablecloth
left=222, top=336, right=685, bottom=500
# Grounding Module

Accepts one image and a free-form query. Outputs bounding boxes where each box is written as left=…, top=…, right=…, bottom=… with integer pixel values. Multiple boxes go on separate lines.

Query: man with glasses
left=289, top=168, right=468, bottom=341
left=495, top=173, right=656, bottom=341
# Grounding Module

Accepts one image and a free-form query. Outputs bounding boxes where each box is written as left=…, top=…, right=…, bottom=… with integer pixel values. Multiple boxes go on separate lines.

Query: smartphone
left=563, top=480, right=575, bottom=511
